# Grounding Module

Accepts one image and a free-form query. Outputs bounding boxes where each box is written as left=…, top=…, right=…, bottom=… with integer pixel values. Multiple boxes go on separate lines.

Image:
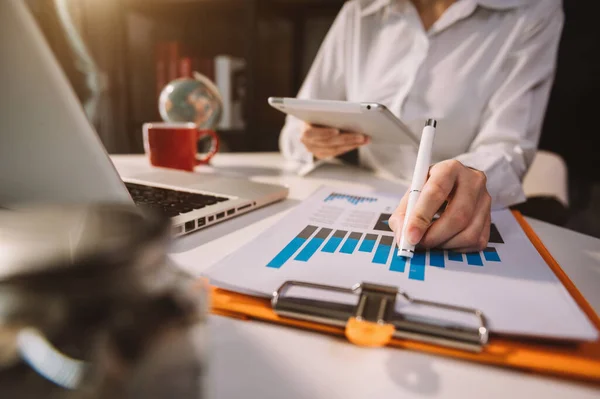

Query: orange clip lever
left=345, top=317, right=395, bottom=347
left=344, top=282, right=399, bottom=347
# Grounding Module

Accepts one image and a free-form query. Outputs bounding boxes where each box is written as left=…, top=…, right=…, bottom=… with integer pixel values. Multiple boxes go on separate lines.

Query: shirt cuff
left=454, top=152, right=527, bottom=210
left=282, top=139, right=314, bottom=165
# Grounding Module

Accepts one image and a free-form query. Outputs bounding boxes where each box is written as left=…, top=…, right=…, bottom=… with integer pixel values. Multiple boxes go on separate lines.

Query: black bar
left=380, top=235, right=394, bottom=246
left=298, top=225, right=318, bottom=239
left=349, top=231, right=363, bottom=240
left=483, top=247, right=498, bottom=254
left=365, top=233, right=378, bottom=241
left=374, top=213, right=393, bottom=232
left=489, top=223, right=504, bottom=244
left=333, top=230, right=348, bottom=238
left=315, top=228, right=333, bottom=239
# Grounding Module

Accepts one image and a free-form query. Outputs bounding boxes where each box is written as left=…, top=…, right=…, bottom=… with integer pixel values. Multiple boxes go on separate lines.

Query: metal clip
left=272, top=281, right=489, bottom=352
left=354, top=282, right=398, bottom=324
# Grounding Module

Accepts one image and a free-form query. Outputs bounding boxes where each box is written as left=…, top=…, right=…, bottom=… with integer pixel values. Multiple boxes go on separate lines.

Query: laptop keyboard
left=125, top=182, right=230, bottom=218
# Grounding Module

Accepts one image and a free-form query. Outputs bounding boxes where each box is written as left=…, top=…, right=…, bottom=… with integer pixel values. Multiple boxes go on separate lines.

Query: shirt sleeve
left=278, top=2, right=353, bottom=164
left=455, top=3, right=564, bottom=209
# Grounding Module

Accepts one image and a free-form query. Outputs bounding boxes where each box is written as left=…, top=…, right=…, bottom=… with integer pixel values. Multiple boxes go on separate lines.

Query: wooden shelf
left=123, top=0, right=343, bottom=152
left=126, top=0, right=249, bottom=13
left=126, top=0, right=344, bottom=17
left=269, top=0, right=345, bottom=15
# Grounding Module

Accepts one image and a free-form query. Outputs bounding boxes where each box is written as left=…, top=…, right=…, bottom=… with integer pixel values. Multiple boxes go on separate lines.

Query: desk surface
left=112, top=153, right=600, bottom=399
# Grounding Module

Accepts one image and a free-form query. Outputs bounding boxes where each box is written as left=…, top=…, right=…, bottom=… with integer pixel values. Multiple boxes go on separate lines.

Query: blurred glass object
left=0, top=205, right=208, bottom=398
left=159, top=73, right=223, bottom=129
left=53, top=0, right=106, bottom=124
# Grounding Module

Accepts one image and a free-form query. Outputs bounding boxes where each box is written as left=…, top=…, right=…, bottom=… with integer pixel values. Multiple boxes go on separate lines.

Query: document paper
left=206, top=186, right=598, bottom=340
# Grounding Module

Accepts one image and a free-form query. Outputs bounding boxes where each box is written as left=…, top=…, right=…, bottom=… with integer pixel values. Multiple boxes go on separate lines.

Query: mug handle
left=195, top=129, right=220, bottom=165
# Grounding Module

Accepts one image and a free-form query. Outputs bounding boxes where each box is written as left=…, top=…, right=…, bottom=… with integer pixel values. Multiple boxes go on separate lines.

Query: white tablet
left=268, top=97, right=418, bottom=147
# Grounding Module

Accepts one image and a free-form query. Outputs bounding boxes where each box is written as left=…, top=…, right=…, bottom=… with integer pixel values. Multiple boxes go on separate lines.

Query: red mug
left=143, top=122, right=219, bottom=171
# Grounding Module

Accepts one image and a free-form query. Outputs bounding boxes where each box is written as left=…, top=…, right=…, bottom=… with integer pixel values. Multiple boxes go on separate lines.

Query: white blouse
left=279, top=0, right=564, bottom=209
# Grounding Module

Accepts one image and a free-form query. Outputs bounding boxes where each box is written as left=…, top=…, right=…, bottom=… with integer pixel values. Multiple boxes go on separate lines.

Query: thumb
left=405, top=211, right=429, bottom=246
left=388, top=214, right=403, bottom=233
left=389, top=192, right=409, bottom=242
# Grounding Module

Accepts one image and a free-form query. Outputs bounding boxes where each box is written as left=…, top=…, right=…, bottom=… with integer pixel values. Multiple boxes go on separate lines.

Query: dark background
left=28, top=0, right=600, bottom=237
left=537, top=1, right=600, bottom=237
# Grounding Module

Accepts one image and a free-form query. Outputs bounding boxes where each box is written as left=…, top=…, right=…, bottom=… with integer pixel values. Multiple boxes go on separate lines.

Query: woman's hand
left=389, top=160, right=492, bottom=252
left=300, top=124, right=369, bottom=159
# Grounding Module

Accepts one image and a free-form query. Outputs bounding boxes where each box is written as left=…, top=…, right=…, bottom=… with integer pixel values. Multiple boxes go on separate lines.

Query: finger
left=402, top=160, right=461, bottom=246
left=388, top=191, right=410, bottom=242
left=451, top=212, right=492, bottom=253
left=433, top=191, right=491, bottom=250
left=304, top=133, right=368, bottom=148
left=303, top=126, right=339, bottom=140
left=312, top=144, right=363, bottom=160
left=418, top=162, right=486, bottom=247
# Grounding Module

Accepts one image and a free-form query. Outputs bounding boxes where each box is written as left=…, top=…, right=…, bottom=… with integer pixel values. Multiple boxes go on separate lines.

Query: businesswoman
left=279, top=0, right=563, bottom=252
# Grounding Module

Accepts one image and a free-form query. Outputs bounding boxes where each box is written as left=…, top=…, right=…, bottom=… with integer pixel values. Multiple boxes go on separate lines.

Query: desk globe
left=158, top=73, right=222, bottom=129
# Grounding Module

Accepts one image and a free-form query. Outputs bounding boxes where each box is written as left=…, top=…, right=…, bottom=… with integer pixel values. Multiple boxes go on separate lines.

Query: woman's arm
left=279, top=2, right=354, bottom=163
left=455, top=2, right=564, bottom=209
left=389, top=2, right=565, bottom=251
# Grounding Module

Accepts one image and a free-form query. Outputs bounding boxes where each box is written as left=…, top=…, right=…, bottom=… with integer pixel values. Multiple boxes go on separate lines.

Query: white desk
left=112, top=153, right=600, bottom=399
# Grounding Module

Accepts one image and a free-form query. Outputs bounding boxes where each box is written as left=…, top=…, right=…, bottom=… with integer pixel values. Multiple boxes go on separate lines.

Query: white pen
left=397, top=119, right=437, bottom=258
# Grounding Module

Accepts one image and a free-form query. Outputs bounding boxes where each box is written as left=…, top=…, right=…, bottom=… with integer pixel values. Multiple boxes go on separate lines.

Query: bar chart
left=210, top=187, right=600, bottom=342
left=373, top=213, right=393, bottom=232
left=266, top=224, right=504, bottom=282
left=266, top=225, right=317, bottom=268
left=324, top=193, right=378, bottom=206
left=372, top=213, right=505, bottom=245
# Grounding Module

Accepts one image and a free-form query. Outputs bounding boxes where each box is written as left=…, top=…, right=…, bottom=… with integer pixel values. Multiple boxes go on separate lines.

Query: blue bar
left=267, top=225, right=318, bottom=268
left=340, top=239, right=359, bottom=253
left=267, top=237, right=307, bottom=268
left=483, top=247, right=501, bottom=262
left=447, top=251, right=463, bottom=262
left=324, top=193, right=377, bottom=205
left=322, top=230, right=346, bottom=253
left=359, top=234, right=377, bottom=252
left=408, top=251, right=426, bottom=281
left=295, top=228, right=331, bottom=262
left=390, top=252, right=407, bottom=273
left=429, top=249, right=445, bottom=268
left=372, top=236, right=393, bottom=264
left=340, top=232, right=362, bottom=254
left=466, top=252, right=484, bottom=266
left=295, top=238, right=325, bottom=261
left=322, top=237, right=343, bottom=253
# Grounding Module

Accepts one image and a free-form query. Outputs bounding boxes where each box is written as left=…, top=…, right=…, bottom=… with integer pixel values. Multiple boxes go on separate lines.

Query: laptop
left=0, top=0, right=288, bottom=237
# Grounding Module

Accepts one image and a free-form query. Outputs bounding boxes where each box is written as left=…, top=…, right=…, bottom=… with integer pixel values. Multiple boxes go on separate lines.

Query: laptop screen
left=0, top=0, right=131, bottom=205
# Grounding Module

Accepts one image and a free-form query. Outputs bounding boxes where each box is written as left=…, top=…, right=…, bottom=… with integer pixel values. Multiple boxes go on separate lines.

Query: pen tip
left=425, top=119, right=437, bottom=128
left=398, top=249, right=414, bottom=258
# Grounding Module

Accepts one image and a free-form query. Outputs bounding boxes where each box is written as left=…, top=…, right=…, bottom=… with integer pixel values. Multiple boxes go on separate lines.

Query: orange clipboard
left=206, top=211, right=600, bottom=384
